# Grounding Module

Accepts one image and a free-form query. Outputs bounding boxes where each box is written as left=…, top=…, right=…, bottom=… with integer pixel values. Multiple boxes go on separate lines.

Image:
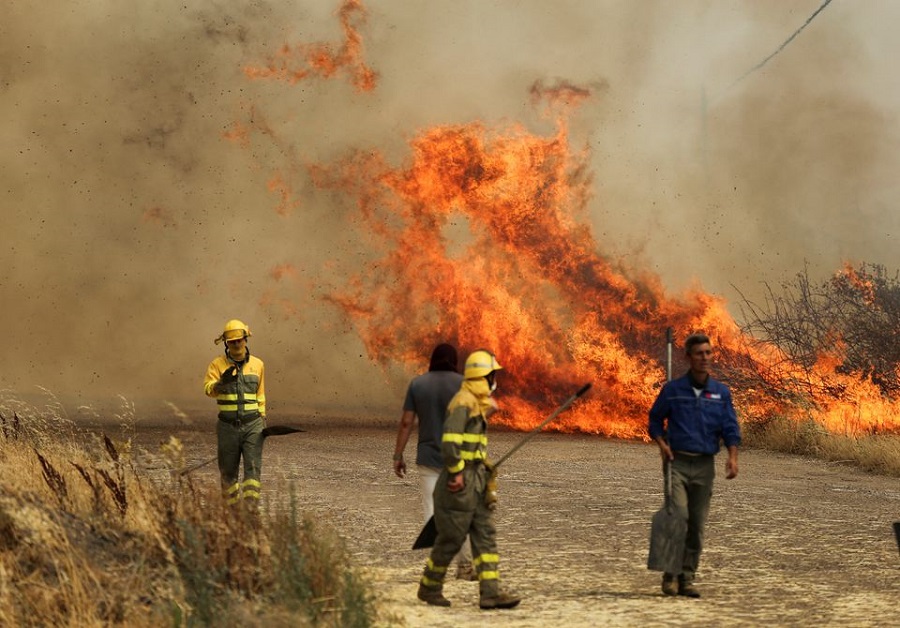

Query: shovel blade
left=262, top=425, right=305, bottom=437
left=894, top=521, right=900, bottom=557
left=647, top=505, right=687, bottom=573
left=412, top=516, right=438, bottom=550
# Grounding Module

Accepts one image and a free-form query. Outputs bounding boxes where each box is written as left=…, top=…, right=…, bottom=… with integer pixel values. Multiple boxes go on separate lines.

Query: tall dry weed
left=0, top=396, right=381, bottom=627
left=743, top=414, right=900, bottom=476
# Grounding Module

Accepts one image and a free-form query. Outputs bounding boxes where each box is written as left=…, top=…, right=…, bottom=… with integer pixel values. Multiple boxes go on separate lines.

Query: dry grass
left=0, top=392, right=382, bottom=627
left=742, top=413, right=900, bottom=476
left=1, top=389, right=897, bottom=625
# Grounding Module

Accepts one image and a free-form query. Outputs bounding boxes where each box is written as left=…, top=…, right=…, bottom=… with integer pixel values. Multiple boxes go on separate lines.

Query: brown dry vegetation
left=1, top=390, right=898, bottom=627
left=0, top=395, right=381, bottom=627
left=742, top=415, right=900, bottom=477
left=739, top=263, right=900, bottom=400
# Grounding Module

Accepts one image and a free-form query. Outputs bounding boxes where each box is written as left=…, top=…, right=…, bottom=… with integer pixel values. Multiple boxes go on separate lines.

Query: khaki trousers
left=669, top=453, right=715, bottom=583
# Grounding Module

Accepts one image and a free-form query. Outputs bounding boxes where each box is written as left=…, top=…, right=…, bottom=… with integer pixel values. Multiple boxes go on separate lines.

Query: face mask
left=226, top=340, right=247, bottom=362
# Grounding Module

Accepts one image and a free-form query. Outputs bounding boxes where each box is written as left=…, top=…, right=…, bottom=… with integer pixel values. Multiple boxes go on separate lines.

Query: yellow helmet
left=215, top=319, right=251, bottom=345
left=463, top=349, right=503, bottom=380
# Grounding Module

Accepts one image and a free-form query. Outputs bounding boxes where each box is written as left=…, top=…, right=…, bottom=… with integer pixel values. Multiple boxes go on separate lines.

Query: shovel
left=647, top=459, right=686, bottom=573
left=178, top=424, right=305, bottom=476
left=412, top=382, right=592, bottom=550
left=647, top=327, right=686, bottom=574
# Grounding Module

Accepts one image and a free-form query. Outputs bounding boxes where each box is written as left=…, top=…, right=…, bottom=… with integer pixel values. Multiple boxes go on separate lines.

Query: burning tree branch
left=738, top=262, right=900, bottom=400
left=730, top=262, right=900, bottom=435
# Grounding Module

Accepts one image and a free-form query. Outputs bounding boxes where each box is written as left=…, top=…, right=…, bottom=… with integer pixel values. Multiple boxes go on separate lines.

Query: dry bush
left=737, top=262, right=900, bottom=400
left=731, top=262, right=900, bottom=472
left=0, top=387, right=79, bottom=448
left=0, top=399, right=382, bottom=627
left=742, top=414, right=900, bottom=476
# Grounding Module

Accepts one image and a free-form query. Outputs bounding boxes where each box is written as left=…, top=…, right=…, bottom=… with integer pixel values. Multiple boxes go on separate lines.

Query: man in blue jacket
left=649, top=332, right=741, bottom=598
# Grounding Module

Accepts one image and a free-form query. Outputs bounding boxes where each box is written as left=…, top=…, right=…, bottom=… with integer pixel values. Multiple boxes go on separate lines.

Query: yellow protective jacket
left=204, top=354, right=266, bottom=422
left=441, top=380, right=493, bottom=475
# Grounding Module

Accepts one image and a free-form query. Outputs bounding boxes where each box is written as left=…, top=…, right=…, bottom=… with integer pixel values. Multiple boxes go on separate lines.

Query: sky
left=3, top=0, right=899, bottom=420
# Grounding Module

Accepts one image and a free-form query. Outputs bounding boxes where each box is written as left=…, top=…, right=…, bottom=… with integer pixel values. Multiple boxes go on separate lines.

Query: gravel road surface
left=138, top=421, right=900, bottom=627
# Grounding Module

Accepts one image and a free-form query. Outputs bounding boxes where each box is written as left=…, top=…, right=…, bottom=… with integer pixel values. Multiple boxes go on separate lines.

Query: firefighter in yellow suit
left=417, top=349, right=521, bottom=610
left=204, top=319, right=266, bottom=507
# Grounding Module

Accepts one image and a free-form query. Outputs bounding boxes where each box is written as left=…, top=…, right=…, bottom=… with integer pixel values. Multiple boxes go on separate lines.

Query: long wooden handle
left=178, top=424, right=304, bottom=476
left=494, top=382, right=592, bottom=469
left=663, top=327, right=674, bottom=499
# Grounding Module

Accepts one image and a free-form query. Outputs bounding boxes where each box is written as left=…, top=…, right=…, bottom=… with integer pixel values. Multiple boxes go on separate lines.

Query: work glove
left=214, top=366, right=238, bottom=393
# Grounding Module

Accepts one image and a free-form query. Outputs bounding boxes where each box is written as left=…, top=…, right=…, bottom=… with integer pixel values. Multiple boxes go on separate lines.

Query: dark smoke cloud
left=2, top=1, right=898, bottom=420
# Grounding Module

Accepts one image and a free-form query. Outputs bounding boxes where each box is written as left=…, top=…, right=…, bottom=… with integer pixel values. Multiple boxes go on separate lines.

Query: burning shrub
left=739, top=262, right=900, bottom=405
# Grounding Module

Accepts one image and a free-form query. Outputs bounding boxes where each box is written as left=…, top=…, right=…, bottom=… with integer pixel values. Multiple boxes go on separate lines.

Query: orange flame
left=243, top=0, right=377, bottom=92
left=238, top=1, right=900, bottom=438
left=308, top=109, right=900, bottom=437
left=834, top=262, right=876, bottom=306
left=310, top=111, right=750, bottom=437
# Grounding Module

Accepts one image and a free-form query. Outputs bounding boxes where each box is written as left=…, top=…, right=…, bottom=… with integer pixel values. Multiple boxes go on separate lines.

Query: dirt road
left=140, top=421, right=900, bottom=627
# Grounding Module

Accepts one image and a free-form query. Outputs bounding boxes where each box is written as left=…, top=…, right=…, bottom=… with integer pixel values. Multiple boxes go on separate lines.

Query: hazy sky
left=3, top=0, right=898, bottom=419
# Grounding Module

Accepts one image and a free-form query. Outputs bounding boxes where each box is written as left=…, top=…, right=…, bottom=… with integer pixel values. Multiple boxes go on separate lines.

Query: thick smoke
left=2, top=1, right=898, bottom=420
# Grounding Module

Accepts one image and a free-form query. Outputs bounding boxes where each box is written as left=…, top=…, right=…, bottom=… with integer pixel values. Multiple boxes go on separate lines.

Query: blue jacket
left=648, top=373, right=741, bottom=455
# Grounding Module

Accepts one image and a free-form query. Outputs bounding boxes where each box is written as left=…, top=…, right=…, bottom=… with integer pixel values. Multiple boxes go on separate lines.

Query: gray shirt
left=403, top=370, right=464, bottom=468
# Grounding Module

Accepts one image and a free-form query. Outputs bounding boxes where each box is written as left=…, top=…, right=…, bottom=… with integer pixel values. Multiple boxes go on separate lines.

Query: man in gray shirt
left=393, top=343, right=474, bottom=579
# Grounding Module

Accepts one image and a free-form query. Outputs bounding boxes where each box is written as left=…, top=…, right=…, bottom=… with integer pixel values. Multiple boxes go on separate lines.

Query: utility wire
left=731, top=0, right=834, bottom=88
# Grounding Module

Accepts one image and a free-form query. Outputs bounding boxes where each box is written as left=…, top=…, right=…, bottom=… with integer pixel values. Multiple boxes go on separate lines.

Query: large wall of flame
left=3, top=1, right=899, bottom=421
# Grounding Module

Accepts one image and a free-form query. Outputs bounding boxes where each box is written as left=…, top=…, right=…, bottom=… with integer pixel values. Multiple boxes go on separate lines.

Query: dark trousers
left=216, top=417, right=264, bottom=505
left=421, top=466, right=502, bottom=598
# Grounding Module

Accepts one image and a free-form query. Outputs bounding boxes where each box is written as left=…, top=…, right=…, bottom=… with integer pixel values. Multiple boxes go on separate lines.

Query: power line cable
left=731, top=0, right=834, bottom=89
